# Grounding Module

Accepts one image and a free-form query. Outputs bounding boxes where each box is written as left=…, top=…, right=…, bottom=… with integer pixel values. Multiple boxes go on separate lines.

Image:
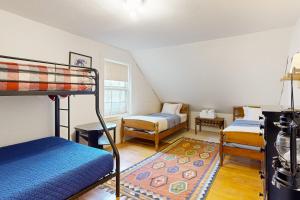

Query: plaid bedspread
left=0, top=62, right=94, bottom=91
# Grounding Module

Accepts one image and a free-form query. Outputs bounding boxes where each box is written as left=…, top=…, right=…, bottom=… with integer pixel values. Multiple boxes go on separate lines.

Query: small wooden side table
left=75, top=122, right=117, bottom=149
left=195, top=116, right=224, bottom=134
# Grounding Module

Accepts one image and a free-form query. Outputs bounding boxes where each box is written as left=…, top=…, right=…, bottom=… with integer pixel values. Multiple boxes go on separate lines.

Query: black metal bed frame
left=0, top=55, right=120, bottom=199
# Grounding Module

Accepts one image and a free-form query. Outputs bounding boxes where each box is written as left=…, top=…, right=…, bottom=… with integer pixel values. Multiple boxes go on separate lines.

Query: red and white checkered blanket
left=0, top=62, right=94, bottom=91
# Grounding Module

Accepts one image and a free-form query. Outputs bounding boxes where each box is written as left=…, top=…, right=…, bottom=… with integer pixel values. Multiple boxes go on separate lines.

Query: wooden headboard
left=233, top=106, right=261, bottom=121
left=233, top=106, right=244, bottom=121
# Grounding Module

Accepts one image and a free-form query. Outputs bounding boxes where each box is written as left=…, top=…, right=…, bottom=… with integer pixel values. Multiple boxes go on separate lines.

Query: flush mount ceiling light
left=124, top=0, right=146, bottom=20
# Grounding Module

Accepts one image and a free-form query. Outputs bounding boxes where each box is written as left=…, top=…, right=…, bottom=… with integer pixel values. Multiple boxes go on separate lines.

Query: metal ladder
left=59, top=96, right=71, bottom=140
left=53, top=63, right=71, bottom=140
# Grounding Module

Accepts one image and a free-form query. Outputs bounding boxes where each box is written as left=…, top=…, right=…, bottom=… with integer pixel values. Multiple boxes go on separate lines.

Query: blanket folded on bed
left=223, top=119, right=262, bottom=134
left=231, top=119, right=261, bottom=127
left=149, top=113, right=181, bottom=129
left=124, top=113, right=181, bottom=133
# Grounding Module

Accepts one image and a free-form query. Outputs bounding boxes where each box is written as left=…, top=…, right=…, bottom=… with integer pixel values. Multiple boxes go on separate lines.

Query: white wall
left=281, top=18, right=300, bottom=108
left=0, top=10, right=160, bottom=147
left=133, top=28, right=292, bottom=116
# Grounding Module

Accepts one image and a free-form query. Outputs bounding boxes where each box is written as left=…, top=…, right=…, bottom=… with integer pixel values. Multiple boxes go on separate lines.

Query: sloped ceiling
left=0, top=0, right=299, bottom=112
left=133, top=28, right=292, bottom=112
left=0, top=0, right=300, bottom=50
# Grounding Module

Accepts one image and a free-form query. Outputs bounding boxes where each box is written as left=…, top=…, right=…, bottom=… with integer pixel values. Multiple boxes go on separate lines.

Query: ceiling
left=0, top=0, right=300, bottom=50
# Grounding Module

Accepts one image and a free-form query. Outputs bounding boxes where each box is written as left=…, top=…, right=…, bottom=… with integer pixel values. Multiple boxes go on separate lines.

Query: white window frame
left=103, top=59, right=131, bottom=118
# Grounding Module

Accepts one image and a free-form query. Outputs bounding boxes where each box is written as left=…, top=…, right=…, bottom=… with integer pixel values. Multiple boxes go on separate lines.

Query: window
left=104, top=60, right=129, bottom=116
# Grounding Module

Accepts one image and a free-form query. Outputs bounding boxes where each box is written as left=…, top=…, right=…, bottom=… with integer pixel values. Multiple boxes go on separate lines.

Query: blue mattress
left=0, top=137, right=114, bottom=200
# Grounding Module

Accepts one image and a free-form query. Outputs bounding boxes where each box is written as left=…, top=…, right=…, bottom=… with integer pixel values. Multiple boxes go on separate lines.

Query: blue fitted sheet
left=0, top=137, right=114, bottom=200
left=231, top=119, right=262, bottom=127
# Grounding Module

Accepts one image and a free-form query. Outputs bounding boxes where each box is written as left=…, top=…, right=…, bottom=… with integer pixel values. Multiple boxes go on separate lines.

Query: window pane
left=104, top=90, right=111, bottom=103
left=104, top=88, right=128, bottom=116
left=111, top=102, right=120, bottom=115
left=120, top=91, right=126, bottom=102
left=111, top=90, right=120, bottom=102
left=104, top=102, right=111, bottom=116
left=120, top=102, right=126, bottom=113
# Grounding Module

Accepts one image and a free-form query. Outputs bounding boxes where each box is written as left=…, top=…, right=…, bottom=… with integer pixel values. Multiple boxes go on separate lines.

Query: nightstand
left=195, top=116, right=224, bottom=134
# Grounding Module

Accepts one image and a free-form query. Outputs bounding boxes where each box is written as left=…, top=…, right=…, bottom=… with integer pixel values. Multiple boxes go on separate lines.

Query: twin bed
left=220, top=106, right=264, bottom=165
left=0, top=55, right=120, bottom=199
left=121, top=103, right=189, bottom=151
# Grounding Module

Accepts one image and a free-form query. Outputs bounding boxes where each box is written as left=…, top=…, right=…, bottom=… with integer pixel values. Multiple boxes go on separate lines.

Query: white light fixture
left=124, top=0, right=145, bottom=20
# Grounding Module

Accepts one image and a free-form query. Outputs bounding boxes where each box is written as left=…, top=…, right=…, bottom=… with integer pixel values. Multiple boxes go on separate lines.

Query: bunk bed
left=0, top=55, right=120, bottom=200
left=219, top=106, right=264, bottom=166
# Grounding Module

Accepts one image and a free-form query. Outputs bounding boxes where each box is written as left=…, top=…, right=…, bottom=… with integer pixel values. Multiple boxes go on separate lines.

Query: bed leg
left=120, top=119, right=124, bottom=144
left=116, top=172, right=120, bottom=199
left=220, top=131, right=224, bottom=166
left=155, top=124, right=159, bottom=151
left=155, top=134, right=159, bottom=152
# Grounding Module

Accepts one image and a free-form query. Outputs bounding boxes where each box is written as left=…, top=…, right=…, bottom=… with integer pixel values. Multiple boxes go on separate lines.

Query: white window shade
left=104, top=60, right=129, bottom=116
left=104, top=61, right=128, bottom=82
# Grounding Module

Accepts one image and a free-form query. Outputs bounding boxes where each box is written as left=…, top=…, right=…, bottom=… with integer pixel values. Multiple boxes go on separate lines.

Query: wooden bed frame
left=219, top=106, right=264, bottom=166
left=121, top=103, right=189, bottom=151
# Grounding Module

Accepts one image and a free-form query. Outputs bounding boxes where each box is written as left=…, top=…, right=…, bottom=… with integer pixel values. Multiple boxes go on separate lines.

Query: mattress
left=0, top=137, right=113, bottom=200
left=0, top=62, right=94, bottom=92
left=124, top=113, right=182, bottom=133
left=178, top=113, right=187, bottom=123
left=223, top=119, right=262, bottom=134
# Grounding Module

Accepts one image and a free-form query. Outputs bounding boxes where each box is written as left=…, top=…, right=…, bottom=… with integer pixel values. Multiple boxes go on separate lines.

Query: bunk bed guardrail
left=0, top=55, right=120, bottom=199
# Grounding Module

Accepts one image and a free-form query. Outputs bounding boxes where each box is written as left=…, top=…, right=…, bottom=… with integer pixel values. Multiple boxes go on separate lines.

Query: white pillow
left=243, top=107, right=262, bottom=121
left=176, top=104, right=183, bottom=114
left=242, top=106, right=249, bottom=118
left=161, top=103, right=179, bottom=115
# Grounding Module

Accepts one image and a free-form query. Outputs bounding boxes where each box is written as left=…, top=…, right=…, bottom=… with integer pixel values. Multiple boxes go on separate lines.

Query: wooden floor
left=80, top=133, right=262, bottom=200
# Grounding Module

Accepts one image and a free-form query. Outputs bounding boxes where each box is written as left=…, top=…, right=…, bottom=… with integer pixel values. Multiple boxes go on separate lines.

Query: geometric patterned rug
left=99, top=137, right=219, bottom=200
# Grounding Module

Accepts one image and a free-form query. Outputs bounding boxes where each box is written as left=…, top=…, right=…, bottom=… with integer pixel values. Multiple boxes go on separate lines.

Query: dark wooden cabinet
left=262, top=110, right=300, bottom=200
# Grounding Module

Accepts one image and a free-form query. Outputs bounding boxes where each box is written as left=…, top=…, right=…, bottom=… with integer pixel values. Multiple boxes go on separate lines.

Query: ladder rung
left=60, top=125, right=69, bottom=128
left=60, top=108, right=69, bottom=111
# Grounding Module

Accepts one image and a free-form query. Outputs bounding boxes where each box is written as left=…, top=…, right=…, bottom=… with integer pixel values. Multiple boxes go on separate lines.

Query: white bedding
left=223, top=125, right=261, bottom=134
left=223, top=119, right=262, bottom=134
left=124, top=113, right=187, bottom=133
left=124, top=115, right=168, bottom=132
left=178, top=113, right=187, bottom=123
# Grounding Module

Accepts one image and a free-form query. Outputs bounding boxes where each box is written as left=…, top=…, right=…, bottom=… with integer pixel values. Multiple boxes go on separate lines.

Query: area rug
left=161, top=130, right=220, bottom=144
left=100, top=137, right=219, bottom=200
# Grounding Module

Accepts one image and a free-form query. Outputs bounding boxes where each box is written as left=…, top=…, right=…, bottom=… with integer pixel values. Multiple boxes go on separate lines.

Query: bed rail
left=0, top=55, right=120, bottom=198
left=0, top=55, right=96, bottom=96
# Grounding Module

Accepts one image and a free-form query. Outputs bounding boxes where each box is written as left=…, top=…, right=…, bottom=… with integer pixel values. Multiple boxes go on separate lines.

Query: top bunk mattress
left=223, top=119, right=262, bottom=134
left=0, top=137, right=113, bottom=200
left=0, top=62, right=94, bottom=92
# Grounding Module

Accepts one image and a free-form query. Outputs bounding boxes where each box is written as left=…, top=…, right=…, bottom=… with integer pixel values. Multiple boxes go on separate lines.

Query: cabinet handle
left=259, top=192, right=264, bottom=197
